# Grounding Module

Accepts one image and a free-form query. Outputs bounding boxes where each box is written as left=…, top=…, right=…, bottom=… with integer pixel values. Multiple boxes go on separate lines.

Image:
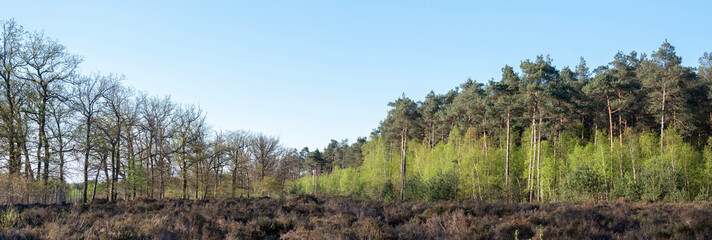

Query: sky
left=2, top=1, right=711, bottom=152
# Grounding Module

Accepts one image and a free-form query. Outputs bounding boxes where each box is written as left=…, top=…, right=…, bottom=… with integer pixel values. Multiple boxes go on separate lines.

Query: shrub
left=0, top=204, right=22, bottom=229
left=427, top=171, right=458, bottom=202
left=562, top=164, right=605, bottom=201
left=380, top=180, right=396, bottom=202
left=261, top=176, right=283, bottom=197
left=404, top=174, right=426, bottom=201
left=638, top=161, right=686, bottom=202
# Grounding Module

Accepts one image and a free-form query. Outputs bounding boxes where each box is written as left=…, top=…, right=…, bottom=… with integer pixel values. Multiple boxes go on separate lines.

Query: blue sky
left=2, top=1, right=711, bottom=151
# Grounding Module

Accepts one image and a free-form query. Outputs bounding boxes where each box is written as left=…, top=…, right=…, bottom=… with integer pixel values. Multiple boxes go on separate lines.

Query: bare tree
left=99, top=80, right=130, bottom=201
left=140, top=95, right=174, bottom=199
left=70, top=73, right=115, bottom=203
left=47, top=93, right=75, bottom=184
left=250, top=134, right=279, bottom=182
left=0, top=19, right=26, bottom=175
left=276, top=148, right=301, bottom=190
left=226, top=130, right=251, bottom=197
left=173, top=104, right=205, bottom=199
left=21, top=31, right=81, bottom=183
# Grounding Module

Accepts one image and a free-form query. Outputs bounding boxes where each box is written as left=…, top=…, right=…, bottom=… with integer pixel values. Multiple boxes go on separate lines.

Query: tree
left=585, top=66, right=616, bottom=153
left=386, top=94, right=420, bottom=201
left=420, top=91, right=444, bottom=148
left=173, top=104, right=205, bottom=199
left=251, top=134, right=279, bottom=182
left=97, top=79, right=128, bottom=201
left=70, top=73, right=115, bottom=203
left=699, top=52, right=712, bottom=138
left=0, top=19, right=26, bottom=175
left=492, top=65, right=520, bottom=187
left=47, top=90, right=75, bottom=185
left=140, top=95, right=175, bottom=199
left=21, top=31, right=81, bottom=183
left=608, top=51, right=642, bottom=177
left=640, top=41, right=694, bottom=155
left=520, top=55, right=559, bottom=202
left=227, top=130, right=251, bottom=197
left=276, top=148, right=301, bottom=189
left=304, top=149, right=325, bottom=194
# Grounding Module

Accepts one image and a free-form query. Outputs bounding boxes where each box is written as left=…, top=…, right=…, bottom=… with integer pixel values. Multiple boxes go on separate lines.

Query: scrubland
left=1, top=196, right=711, bottom=239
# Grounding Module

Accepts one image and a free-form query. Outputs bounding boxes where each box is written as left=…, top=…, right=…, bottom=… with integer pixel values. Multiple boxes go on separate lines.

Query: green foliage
left=638, top=160, right=687, bottom=202
left=426, top=171, right=458, bottom=201
left=291, top=42, right=712, bottom=203
left=1, top=204, right=22, bottom=229
left=562, top=164, right=605, bottom=201
left=404, top=174, right=427, bottom=201
left=261, top=176, right=283, bottom=197
left=380, top=180, right=396, bottom=202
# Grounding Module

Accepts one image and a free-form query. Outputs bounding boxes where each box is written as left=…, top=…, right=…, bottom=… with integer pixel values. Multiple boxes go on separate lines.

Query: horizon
left=2, top=0, right=711, bottom=152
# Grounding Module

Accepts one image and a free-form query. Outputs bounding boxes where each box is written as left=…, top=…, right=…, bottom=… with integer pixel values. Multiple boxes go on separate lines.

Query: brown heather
left=1, top=195, right=711, bottom=239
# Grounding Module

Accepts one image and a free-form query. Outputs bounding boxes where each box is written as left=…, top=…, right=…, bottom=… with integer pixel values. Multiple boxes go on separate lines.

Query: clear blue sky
left=2, top=1, right=710, bottom=151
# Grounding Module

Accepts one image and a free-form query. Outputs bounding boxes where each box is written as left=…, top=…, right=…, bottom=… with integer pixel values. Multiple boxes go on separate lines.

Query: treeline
left=0, top=19, right=307, bottom=204
left=295, top=41, right=712, bottom=202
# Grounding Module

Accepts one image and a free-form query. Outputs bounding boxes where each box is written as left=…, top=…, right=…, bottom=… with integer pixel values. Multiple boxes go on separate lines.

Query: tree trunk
left=660, top=87, right=666, bottom=156
left=537, top=112, right=542, bottom=202
left=39, top=104, right=50, bottom=183
left=528, top=109, right=536, bottom=202
left=128, top=130, right=136, bottom=200
left=195, top=161, right=200, bottom=199
left=505, top=110, right=510, bottom=186
left=112, top=126, right=121, bottom=201
left=109, top=146, right=115, bottom=202
left=92, top=153, right=107, bottom=202
left=619, top=112, right=624, bottom=178
left=103, top=151, right=109, bottom=199
left=607, top=96, right=613, bottom=153
left=22, top=132, right=33, bottom=181
left=82, top=119, right=91, bottom=203
left=399, top=126, right=408, bottom=201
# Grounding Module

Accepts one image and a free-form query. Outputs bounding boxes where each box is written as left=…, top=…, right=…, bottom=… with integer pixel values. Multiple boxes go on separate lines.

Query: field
left=1, top=196, right=712, bottom=239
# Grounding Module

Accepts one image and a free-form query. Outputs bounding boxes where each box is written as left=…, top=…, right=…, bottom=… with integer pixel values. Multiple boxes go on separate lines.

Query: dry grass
left=0, top=196, right=711, bottom=239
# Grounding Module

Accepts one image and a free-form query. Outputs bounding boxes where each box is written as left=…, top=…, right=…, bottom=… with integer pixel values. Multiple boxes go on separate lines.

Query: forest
left=1, top=18, right=712, bottom=205
left=294, top=42, right=712, bottom=203
left=0, top=19, right=308, bottom=205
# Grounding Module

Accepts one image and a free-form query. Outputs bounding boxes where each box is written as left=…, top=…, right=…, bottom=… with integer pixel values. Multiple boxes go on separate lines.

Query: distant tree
left=386, top=95, right=420, bottom=201
left=70, top=73, right=115, bottom=203
left=227, top=130, right=251, bottom=197
left=639, top=41, right=695, bottom=155
left=492, top=65, right=521, bottom=187
left=305, top=149, right=325, bottom=194
left=21, top=31, right=81, bottom=183
left=520, top=55, right=558, bottom=202
left=174, top=104, right=205, bottom=199
left=251, top=134, right=279, bottom=181
left=0, top=19, right=26, bottom=175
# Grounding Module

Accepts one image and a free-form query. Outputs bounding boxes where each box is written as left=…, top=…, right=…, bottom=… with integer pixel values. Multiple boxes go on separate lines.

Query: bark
left=399, top=125, right=408, bottom=201
left=21, top=127, right=33, bottom=181
left=505, top=110, right=510, bottom=186
left=82, top=118, right=91, bottom=203
left=181, top=141, right=188, bottom=199
left=195, top=161, right=200, bottom=199
left=127, top=129, right=135, bottom=200
left=619, top=113, right=624, bottom=178
left=660, top=87, right=666, bottom=156
left=528, top=108, right=536, bottom=202
left=537, top=112, right=542, bottom=202
left=607, top=96, right=613, bottom=153
left=40, top=101, right=50, bottom=183
left=103, top=150, right=109, bottom=199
